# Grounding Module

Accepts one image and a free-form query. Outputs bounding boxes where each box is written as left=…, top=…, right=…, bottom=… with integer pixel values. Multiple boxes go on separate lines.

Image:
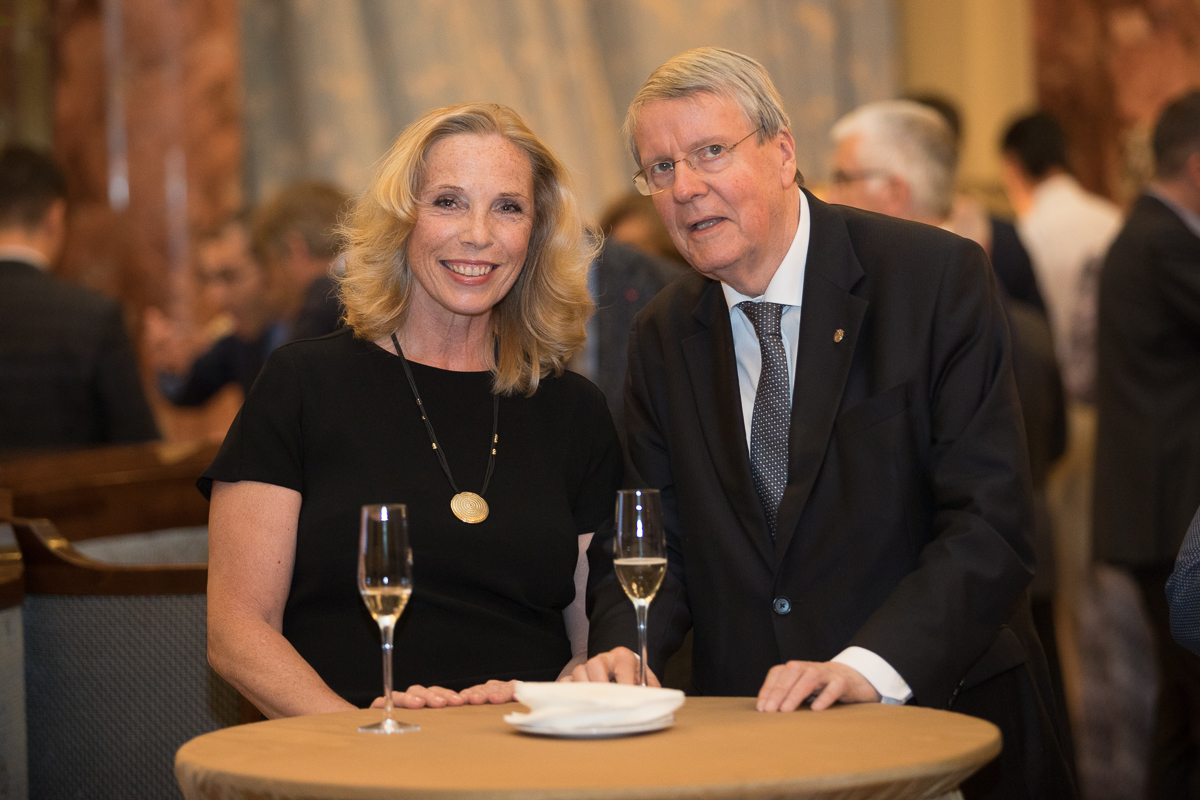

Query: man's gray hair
left=831, top=100, right=957, bottom=220
left=623, top=47, right=793, bottom=174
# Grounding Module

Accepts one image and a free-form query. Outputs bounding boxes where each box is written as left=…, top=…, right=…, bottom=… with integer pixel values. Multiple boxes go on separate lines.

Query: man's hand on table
left=756, top=660, right=880, bottom=711
left=370, top=680, right=517, bottom=709
left=564, top=646, right=661, bottom=686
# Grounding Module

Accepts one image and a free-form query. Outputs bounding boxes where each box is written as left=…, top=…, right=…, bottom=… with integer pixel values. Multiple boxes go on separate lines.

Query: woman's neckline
left=366, top=337, right=492, bottom=374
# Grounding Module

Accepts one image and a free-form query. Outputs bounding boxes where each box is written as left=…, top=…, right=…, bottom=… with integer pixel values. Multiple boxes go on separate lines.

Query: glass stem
left=635, top=600, right=649, bottom=687
left=381, top=621, right=395, bottom=720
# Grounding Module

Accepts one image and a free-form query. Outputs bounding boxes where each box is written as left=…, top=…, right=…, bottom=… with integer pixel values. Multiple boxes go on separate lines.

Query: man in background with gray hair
left=828, top=100, right=957, bottom=227
left=579, top=47, right=1074, bottom=799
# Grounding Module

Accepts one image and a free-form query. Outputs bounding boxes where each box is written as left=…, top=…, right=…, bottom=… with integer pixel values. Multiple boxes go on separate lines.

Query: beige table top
left=175, top=697, right=1000, bottom=800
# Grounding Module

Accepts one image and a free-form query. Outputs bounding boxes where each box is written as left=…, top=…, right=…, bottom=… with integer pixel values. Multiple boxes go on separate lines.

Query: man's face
left=829, top=133, right=904, bottom=217
left=196, top=225, right=269, bottom=338
left=634, top=93, right=799, bottom=294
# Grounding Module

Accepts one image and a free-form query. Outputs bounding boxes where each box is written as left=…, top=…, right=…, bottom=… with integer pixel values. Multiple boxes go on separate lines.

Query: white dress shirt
left=719, top=191, right=913, bottom=705
left=1017, top=174, right=1122, bottom=363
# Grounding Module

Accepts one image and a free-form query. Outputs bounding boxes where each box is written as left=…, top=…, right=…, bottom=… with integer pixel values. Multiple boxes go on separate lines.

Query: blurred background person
left=1001, top=112, right=1123, bottom=403
left=597, top=190, right=686, bottom=265
left=828, top=100, right=1070, bottom=726
left=830, top=100, right=1048, bottom=315
left=909, top=93, right=1046, bottom=313
left=252, top=181, right=350, bottom=342
left=828, top=100, right=958, bottom=228
left=572, top=191, right=687, bottom=430
left=1093, top=89, right=1200, bottom=800
left=0, top=144, right=158, bottom=453
left=144, top=215, right=288, bottom=407
left=203, top=103, right=621, bottom=717
left=574, top=238, right=683, bottom=432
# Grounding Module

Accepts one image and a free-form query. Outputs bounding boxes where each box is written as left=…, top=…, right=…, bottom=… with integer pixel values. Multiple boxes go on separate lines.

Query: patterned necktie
left=738, top=301, right=790, bottom=539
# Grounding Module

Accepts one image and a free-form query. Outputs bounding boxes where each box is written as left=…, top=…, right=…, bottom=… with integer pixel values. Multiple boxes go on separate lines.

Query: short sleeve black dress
left=200, top=329, right=622, bottom=707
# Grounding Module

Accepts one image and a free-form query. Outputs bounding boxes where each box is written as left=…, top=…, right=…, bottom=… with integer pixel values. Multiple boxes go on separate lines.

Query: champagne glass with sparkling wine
left=613, top=489, right=667, bottom=687
left=358, top=504, right=418, bottom=734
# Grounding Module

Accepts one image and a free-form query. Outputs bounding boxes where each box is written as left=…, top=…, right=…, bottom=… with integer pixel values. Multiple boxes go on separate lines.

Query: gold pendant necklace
left=392, top=334, right=498, bottom=524
left=450, top=492, right=489, bottom=524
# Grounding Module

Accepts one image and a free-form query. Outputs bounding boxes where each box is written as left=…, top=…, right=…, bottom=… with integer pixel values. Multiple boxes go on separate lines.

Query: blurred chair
left=0, top=490, right=28, bottom=800
left=14, top=517, right=239, bottom=800
left=0, top=440, right=219, bottom=544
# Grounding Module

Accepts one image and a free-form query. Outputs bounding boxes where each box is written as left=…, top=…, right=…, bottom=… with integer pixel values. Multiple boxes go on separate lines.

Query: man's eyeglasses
left=830, top=168, right=892, bottom=186
left=633, top=128, right=762, bottom=196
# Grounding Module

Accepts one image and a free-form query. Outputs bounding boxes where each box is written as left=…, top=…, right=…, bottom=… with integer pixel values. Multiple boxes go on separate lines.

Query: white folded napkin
left=504, top=681, right=685, bottom=732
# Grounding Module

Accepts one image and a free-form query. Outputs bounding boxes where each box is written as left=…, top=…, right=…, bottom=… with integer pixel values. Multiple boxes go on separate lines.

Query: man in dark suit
left=577, top=48, right=1074, bottom=799
left=828, top=98, right=1072, bottom=735
left=0, top=144, right=158, bottom=453
left=1093, top=90, right=1200, bottom=798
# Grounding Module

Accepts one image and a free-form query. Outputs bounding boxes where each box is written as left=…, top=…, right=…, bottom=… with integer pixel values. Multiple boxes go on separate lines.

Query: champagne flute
left=613, top=489, right=667, bottom=687
left=358, top=503, right=419, bottom=734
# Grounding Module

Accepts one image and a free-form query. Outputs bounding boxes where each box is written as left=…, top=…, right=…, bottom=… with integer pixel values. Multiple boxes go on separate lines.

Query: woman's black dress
left=200, top=329, right=623, bottom=707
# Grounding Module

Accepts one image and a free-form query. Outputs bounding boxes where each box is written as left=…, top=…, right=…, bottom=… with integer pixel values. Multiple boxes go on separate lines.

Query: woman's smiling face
left=405, top=133, right=535, bottom=324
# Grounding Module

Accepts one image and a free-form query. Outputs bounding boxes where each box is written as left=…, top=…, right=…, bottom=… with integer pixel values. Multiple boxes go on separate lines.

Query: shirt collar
left=1031, top=173, right=1079, bottom=203
left=0, top=244, right=50, bottom=270
left=721, top=190, right=810, bottom=311
left=1146, top=185, right=1200, bottom=240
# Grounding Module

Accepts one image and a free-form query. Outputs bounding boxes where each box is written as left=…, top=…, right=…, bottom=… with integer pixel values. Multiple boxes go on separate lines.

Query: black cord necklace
left=391, top=333, right=498, bottom=524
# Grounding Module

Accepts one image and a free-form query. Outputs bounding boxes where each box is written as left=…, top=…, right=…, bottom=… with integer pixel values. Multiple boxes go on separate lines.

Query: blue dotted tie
left=739, top=301, right=790, bottom=539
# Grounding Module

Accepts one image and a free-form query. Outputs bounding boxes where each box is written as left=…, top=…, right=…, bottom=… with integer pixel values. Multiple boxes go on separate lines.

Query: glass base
left=359, top=716, right=420, bottom=734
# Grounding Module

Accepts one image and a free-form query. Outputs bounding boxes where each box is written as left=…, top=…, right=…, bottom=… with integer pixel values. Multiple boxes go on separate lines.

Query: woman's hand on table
left=371, top=680, right=517, bottom=709
left=459, top=680, right=518, bottom=704
left=564, top=646, right=660, bottom=686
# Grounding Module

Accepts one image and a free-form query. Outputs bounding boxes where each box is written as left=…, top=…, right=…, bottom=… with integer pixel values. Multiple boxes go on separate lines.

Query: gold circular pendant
left=450, top=492, right=489, bottom=524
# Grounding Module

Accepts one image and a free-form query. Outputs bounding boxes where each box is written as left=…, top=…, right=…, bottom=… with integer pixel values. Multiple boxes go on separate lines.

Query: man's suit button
left=773, top=597, right=792, bottom=615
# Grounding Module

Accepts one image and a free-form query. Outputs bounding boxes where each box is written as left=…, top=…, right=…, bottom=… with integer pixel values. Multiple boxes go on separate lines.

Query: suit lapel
left=681, top=281, right=776, bottom=568
left=774, top=194, right=867, bottom=563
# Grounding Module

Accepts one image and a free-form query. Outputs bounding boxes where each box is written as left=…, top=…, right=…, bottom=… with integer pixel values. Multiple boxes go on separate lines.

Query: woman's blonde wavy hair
left=337, top=102, right=596, bottom=396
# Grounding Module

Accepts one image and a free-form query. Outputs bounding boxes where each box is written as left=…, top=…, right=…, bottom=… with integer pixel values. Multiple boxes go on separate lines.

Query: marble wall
left=53, top=0, right=243, bottom=442
left=902, top=0, right=1037, bottom=203
left=0, top=0, right=54, bottom=149
left=1034, top=0, right=1200, bottom=203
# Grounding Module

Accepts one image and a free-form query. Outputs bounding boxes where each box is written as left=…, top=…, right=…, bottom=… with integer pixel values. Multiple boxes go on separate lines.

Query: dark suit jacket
left=1006, top=299, right=1067, bottom=598
left=158, top=324, right=285, bottom=407
left=991, top=217, right=1047, bottom=313
left=1167, top=503, right=1200, bottom=655
left=588, top=192, right=1040, bottom=707
left=1094, top=194, right=1200, bottom=567
left=0, top=259, right=158, bottom=453
left=290, top=273, right=343, bottom=342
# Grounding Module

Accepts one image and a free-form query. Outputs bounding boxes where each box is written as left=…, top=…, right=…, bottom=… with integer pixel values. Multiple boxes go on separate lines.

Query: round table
left=175, top=697, right=1000, bottom=800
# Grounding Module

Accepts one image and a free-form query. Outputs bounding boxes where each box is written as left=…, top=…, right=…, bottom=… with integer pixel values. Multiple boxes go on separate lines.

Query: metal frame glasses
left=632, top=128, right=762, bottom=196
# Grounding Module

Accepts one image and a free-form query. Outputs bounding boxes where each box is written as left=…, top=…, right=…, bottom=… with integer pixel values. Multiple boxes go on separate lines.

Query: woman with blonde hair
left=201, top=102, right=621, bottom=718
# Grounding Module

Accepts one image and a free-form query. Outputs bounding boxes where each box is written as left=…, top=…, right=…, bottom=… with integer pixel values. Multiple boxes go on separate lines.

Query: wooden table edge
left=175, top=710, right=1001, bottom=800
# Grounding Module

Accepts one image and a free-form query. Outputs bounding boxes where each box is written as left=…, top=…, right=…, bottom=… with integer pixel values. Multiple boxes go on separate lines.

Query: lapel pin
left=834, top=329, right=845, bottom=343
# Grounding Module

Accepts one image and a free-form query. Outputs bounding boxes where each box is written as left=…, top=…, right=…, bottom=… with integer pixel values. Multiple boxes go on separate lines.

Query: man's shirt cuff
left=832, top=646, right=913, bottom=705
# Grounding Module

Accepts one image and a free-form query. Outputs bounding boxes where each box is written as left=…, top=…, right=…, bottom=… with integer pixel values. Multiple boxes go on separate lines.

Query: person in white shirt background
left=1000, top=112, right=1123, bottom=403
